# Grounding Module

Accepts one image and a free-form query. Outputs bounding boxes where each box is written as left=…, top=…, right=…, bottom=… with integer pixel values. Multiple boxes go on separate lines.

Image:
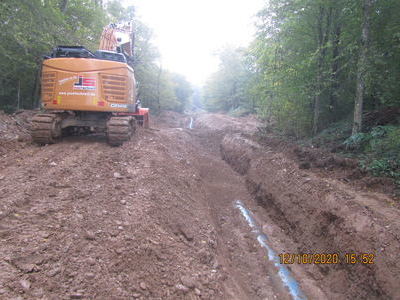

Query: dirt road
left=0, top=112, right=399, bottom=299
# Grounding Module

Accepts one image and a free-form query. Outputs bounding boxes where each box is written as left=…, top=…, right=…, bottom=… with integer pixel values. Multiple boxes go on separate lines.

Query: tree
left=203, top=46, right=252, bottom=113
left=171, top=73, right=193, bottom=112
left=353, top=0, right=374, bottom=134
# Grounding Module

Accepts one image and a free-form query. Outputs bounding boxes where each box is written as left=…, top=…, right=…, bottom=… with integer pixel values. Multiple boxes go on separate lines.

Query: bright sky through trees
left=126, top=0, right=265, bottom=85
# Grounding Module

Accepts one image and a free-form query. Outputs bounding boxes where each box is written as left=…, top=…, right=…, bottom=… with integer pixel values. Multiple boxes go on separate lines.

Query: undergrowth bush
left=345, top=126, right=400, bottom=181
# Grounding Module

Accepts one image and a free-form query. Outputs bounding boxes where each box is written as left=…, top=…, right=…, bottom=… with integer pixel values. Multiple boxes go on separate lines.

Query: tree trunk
left=156, top=64, right=162, bottom=112
left=31, top=65, right=41, bottom=108
left=59, top=0, right=68, bottom=13
left=94, top=0, right=102, bottom=8
left=313, top=6, right=332, bottom=136
left=17, top=79, right=20, bottom=110
left=329, top=9, right=342, bottom=121
left=352, top=0, right=373, bottom=135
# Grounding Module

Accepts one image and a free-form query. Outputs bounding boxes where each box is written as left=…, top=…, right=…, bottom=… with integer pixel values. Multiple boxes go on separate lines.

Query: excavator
left=30, top=22, right=149, bottom=146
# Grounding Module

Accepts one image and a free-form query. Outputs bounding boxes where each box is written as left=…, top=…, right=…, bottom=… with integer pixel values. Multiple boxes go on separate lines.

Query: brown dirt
left=256, top=135, right=399, bottom=197
left=221, top=132, right=400, bottom=299
left=0, top=110, right=36, bottom=155
left=0, top=111, right=399, bottom=299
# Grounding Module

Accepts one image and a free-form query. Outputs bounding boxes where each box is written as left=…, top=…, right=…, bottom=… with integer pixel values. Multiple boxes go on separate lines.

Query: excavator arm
left=99, top=22, right=134, bottom=60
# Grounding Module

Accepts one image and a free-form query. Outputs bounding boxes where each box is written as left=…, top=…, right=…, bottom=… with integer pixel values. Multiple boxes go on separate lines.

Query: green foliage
left=345, top=125, right=400, bottom=179
left=171, top=73, right=193, bottom=112
left=0, top=0, right=107, bottom=110
left=203, top=0, right=400, bottom=138
left=0, top=0, right=190, bottom=114
left=203, top=46, right=255, bottom=113
left=343, top=132, right=372, bottom=150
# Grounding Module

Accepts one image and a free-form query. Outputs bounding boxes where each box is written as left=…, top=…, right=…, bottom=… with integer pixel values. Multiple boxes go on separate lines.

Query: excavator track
left=106, top=116, right=135, bottom=146
left=31, top=113, right=62, bottom=144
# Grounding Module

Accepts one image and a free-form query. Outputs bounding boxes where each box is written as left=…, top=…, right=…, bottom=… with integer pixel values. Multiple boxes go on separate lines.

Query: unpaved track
left=0, top=112, right=399, bottom=299
left=0, top=114, right=291, bottom=299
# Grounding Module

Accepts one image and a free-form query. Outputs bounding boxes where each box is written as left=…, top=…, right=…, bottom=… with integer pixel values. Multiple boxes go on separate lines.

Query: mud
left=0, top=111, right=399, bottom=299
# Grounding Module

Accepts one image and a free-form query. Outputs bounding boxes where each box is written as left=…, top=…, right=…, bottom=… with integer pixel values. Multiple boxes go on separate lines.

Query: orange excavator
left=31, top=22, right=149, bottom=146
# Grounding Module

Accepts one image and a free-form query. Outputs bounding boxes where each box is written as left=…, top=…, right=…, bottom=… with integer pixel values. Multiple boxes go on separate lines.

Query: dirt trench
left=221, top=132, right=400, bottom=300
left=0, top=112, right=398, bottom=299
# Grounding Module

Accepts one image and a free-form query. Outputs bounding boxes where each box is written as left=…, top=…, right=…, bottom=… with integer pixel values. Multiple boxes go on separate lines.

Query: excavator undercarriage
left=31, top=110, right=147, bottom=146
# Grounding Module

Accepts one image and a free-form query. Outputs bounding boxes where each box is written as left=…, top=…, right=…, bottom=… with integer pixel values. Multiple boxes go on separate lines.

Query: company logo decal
left=73, top=76, right=96, bottom=90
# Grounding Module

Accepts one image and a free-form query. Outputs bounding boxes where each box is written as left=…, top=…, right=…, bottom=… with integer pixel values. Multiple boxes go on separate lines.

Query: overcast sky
left=124, top=0, right=265, bottom=85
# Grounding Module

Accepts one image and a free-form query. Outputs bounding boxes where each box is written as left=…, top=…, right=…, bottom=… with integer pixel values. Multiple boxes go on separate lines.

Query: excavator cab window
left=51, top=46, right=95, bottom=58
left=94, top=50, right=127, bottom=63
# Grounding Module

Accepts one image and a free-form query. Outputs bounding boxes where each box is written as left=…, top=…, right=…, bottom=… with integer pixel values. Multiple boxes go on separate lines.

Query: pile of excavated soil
left=256, top=134, right=399, bottom=196
left=152, top=111, right=190, bottom=128
left=194, top=113, right=259, bottom=135
left=0, top=110, right=35, bottom=155
left=0, top=110, right=34, bottom=140
left=221, top=133, right=400, bottom=299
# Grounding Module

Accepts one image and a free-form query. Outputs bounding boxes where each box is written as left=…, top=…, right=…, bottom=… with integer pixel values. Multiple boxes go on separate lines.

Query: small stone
left=70, top=293, right=84, bottom=299
left=85, top=273, right=95, bottom=280
left=0, top=176, right=4, bottom=180
left=120, top=200, right=127, bottom=205
left=140, top=282, right=147, bottom=290
left=84, top=231, right=95, bottom=241
left=87, top=258, right=96, bottom=266
left=20, top=263, right=38, bottom=273
left=48, top=267, right=61, bottom=277
left=31, top=288, right=44, bottom=298
left=299, top=162, right=311, bottom=169
left=49, top=162, right=57, bottom=166
left=113, top=172, right=123, bottom=179
left=20, top=279, right=31, bottom=290
left=110, top=230, right=119, bottom=237
left=194, top=288, right=201, bottom=296
left=118, top=226, right=123, bottom=230
left=132, top=293, right=141, bottom=298
left=180, top=276, right=195, bottom=289
left=175, top=284, right=189, bottom=293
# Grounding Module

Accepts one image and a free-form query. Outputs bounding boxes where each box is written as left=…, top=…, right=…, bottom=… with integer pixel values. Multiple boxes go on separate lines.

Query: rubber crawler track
left=106, top=116, right=135, bottom=146
left=31, top=113, right=61, bottom=144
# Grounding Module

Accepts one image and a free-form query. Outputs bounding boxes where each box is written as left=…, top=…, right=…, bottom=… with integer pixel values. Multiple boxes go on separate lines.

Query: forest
left=0, top=0, right=399, bottom=180
left=204, top=0, right=400, bottom=181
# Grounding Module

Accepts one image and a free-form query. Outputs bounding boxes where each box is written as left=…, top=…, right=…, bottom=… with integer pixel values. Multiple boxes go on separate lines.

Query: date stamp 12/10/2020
left=278, top=253, right=375, bottom=265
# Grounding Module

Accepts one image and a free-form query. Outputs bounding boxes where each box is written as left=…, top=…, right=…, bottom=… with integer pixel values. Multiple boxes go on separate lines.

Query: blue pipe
left=235, top=200, right=307, bottom=300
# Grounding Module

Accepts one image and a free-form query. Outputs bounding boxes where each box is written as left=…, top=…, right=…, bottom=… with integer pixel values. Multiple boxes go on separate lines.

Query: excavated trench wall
left=220, top=133, right=400, bottom=300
